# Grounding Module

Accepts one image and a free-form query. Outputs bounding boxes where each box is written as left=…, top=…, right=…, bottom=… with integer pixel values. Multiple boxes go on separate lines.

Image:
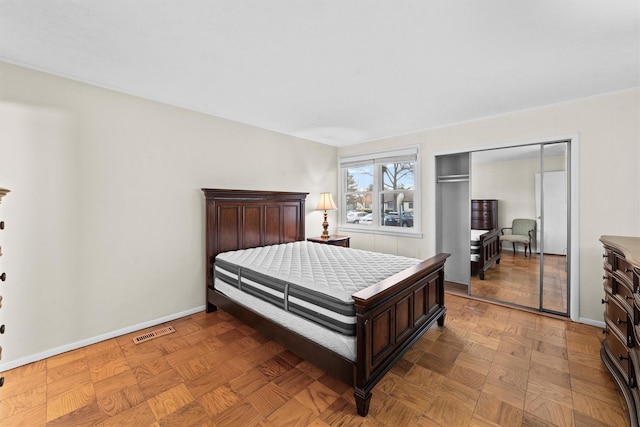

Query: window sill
left=337, top=226, right=423, bottom=239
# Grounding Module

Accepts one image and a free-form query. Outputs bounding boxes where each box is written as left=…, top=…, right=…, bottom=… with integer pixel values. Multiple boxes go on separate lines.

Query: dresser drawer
left=471, top=210, right=491, bottom=219
left=606, top=267, right=635, bottom=308
left=471, top=200, right=495, bottom=211
left=603, top=247, right=614, bottom=267
left=612, top=276, right=635, bottom=310
left=630, top=350, right=640, bottom=391
left=614, top=253, right=636, bottom=288
left=605, top=294, right=632, bottom=345
left=471, top=219, right=494, bottom=230
left=604, top=331, right=631, bottom=380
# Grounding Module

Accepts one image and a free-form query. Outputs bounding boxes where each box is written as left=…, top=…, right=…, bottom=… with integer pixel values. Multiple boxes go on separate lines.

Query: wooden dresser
left=0, top=187, right=9, bottom=390
left=600, top=235, right=640, bottom=426
left=471, top=199, right=498, bottom=230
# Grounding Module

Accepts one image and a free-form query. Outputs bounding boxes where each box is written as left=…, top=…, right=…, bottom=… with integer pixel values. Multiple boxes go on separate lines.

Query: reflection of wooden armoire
left=471, top=199, right=498, bottom=230
left=470, top=199, right=501, bottom=279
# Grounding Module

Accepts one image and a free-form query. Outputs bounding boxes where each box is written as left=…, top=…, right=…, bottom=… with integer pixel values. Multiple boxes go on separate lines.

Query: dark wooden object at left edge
left=202, top=188, right=449, bottom=416
left=471, top=199, right=501, bottom=280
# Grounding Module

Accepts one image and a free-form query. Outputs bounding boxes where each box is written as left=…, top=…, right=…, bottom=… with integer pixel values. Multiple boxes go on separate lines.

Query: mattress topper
left=215, top=241, right=422, bottom=303
left=471, top=229, right=488, bottom=242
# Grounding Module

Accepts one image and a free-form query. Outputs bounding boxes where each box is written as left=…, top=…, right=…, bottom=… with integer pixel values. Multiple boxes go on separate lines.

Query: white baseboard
left=0, top=306, right=604, bottom=372
left=0, top=305, right=206, bottom=372
left=577, top=317, right=605, bottom=329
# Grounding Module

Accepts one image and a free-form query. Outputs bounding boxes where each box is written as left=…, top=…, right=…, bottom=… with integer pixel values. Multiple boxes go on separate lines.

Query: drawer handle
left=617, top=318, right=627, bottom=325
left=625, top=268, right=632, bottom=273
left=0, top=324, right=4, bottom=334
left=625, top=295, right=633, bottom=300
left=603, top=328, right=608, bottom=335
left=603, top=254, right=607, bottom=258
left=0, top=376, right=3, bottom=387
left=618, top=354, right=629, bottom=361
left=0, top=221, right=3, bottom=230
left=0, top=272, right=5, bottom=281
left=602, top=298, right=608, bottom=304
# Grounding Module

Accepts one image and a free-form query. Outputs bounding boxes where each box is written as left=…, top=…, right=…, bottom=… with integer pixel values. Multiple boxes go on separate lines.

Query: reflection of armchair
left=500, top=219, right=536, bottom=257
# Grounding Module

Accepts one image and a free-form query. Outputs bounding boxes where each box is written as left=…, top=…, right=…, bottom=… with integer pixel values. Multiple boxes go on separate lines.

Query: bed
left=470, top=199, right=501, bottom=280
left=202, top=188, right=449, bottom=416
left=470, top=228, right=501, bottom=280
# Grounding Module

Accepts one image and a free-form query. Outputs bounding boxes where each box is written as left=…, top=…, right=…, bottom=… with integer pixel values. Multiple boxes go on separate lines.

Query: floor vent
left=132, top=325, right=176, bottom=344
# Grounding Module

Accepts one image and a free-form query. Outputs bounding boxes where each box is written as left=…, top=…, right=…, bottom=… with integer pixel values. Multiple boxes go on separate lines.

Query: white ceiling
left=1, top=1, right=638, bottom=147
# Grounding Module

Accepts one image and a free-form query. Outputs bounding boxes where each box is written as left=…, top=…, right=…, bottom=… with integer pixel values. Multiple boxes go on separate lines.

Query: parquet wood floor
left=0, top=294, right=627, bottom=426
left=468, top=252, right=568, bottom=314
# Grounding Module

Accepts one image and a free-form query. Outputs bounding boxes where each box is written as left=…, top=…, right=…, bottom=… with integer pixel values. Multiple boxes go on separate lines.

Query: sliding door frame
left=538, top=141, right=571, bottom=316
left=431, top=135, right=580, bottom=321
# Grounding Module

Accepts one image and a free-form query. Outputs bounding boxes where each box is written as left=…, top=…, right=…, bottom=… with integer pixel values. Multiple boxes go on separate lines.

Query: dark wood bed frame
left=202, top=188, right=449, bottom=416
left=472, top=228, right=501, bottom=280
left=470, top=200, right=501, bottom=280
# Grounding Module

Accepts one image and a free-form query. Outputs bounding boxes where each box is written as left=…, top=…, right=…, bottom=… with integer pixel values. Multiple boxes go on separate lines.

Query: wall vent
left=132, top=325, right=175, bottom=344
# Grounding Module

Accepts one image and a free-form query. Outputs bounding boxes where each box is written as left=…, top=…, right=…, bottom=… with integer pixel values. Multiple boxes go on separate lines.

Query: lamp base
left=321, top=211, right=330, bottom=239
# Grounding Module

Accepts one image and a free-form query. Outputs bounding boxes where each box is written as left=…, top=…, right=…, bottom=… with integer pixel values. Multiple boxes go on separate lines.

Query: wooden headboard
left=202, top=188, right=308, bottom=293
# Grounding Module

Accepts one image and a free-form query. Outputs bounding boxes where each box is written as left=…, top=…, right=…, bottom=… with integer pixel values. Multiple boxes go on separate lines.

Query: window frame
left=338, top=146, right=421, bottom=237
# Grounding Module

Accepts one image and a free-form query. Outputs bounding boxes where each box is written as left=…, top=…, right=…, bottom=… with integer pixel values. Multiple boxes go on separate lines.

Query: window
left=339, top=146, right=419, bottom=234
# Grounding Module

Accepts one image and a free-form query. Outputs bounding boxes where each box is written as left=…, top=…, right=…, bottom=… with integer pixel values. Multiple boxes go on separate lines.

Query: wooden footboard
left=476, top=228, right=501, bottom=280
left=352, top=253, right=449, bottom=415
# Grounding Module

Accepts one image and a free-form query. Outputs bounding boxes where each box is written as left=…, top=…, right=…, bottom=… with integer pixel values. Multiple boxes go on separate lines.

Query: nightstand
left=307, top=235, right=350, bottom=248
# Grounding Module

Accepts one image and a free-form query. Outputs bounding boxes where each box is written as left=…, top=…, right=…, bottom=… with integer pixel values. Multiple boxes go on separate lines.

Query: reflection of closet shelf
left=436, top=174, right=469, bottom=183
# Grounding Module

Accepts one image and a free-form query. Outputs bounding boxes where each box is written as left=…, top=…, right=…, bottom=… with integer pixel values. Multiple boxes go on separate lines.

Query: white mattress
left=215, top=279, right=358, bottom=361
left=471, top=229, right=485, bottom=261
left=213, top=241, right=424, bottom=361
left=470, top=229, right=486, bottom=243
left=216, top=241, right=422, bottom=302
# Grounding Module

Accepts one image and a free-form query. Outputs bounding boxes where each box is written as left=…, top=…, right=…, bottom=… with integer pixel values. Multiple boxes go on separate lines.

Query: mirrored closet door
left=433, top=141, right=571, bottom=315
left=468, top=141, right=569, bottom=315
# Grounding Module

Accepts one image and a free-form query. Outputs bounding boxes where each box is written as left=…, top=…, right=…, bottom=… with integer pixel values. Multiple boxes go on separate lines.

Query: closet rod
left=437, top=174, right=469, bottom=183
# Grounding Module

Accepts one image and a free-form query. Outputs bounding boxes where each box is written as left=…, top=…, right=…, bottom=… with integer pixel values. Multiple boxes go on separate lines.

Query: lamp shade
left=316, top=192, right=337, bottom=211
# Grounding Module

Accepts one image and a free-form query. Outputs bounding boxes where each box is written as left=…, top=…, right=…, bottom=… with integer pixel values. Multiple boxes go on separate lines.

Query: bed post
left=352, top=253, right=449, bottom=417
left=354, top=388, right=372, bottom=417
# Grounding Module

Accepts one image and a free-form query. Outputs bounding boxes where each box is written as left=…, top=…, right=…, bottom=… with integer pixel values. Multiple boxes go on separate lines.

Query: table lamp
left=316, top=192, right=337, bottom=239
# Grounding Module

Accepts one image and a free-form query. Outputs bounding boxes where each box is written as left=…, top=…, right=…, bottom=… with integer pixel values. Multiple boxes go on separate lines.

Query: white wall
left=471, top=155, right=565, bottom=230
left=0, top=62, right=337, bottom=369
left=339, top=88, right=640, bottom=324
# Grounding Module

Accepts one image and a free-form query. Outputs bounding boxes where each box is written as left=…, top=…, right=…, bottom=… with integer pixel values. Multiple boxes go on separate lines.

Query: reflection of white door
left=535, top=171, right=567, bottom=255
